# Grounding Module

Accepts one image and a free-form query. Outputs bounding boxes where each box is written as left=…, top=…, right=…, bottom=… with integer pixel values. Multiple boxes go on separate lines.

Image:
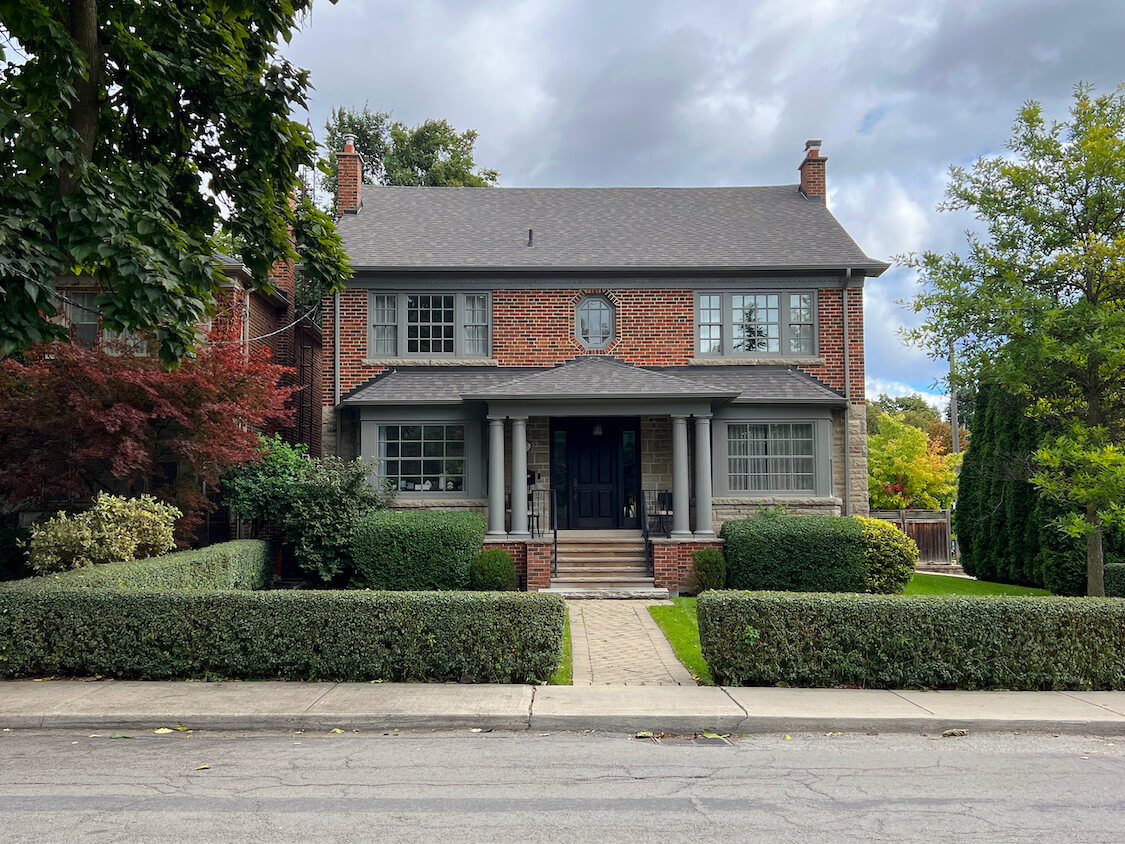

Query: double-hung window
left=727, top=422, right=815, bottom=493
left=696, top=291, right=816, bottom=357
left=368, top=292, right=491, bottom=359
left=66, top=292, right=99, bottom=347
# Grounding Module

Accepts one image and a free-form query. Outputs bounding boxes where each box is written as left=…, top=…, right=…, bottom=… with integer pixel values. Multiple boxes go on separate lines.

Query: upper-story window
left=576, top=295, right=614, bottom=349
left=368, top=292, right=491, bottom=359
left=696, top=291, right=816, bottom=357
left=62, top=291, right=149, bottom=355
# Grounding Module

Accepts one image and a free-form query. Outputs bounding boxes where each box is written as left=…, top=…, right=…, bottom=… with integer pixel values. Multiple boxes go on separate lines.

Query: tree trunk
left=57, top=0, right=100, bottom=198
left=1087, top=503, right=1105, bottom=597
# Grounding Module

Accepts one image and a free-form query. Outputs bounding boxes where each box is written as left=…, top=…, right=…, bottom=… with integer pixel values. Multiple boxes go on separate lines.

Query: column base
left=693, top=530, right=716, bottom=539
left=670, top=530, right=694, bottom=538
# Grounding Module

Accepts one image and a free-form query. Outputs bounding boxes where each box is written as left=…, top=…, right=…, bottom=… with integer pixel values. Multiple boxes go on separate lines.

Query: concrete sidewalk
left=4, top=680, right=1125, bottom=735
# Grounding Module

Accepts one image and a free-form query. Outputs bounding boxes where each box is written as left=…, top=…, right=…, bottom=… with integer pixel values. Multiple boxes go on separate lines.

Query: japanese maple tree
left=0, top=325, right=295, bottom=538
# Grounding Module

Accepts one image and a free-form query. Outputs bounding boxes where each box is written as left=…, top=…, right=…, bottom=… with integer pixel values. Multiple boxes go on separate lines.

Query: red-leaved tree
left=0, top=326, right=295, bottom=540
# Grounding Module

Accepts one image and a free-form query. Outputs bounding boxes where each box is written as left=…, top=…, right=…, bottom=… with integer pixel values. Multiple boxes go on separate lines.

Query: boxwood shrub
left=1, top=540, right=271, bottom=593
left=471, top=548, right=517, bottom=591
left=698, top=590, right=1125, bottom=690
left=854, top=516, right=917, bottom=594
left=720, top=515, right=866, bottom=593
left=0, top=590, right=565, bottom=683
left=1106, top=564, right=1125, bottom=598
left=351, top=510, right=485, bottom=590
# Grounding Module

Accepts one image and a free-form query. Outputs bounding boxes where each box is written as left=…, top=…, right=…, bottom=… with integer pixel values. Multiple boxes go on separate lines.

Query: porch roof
left=461, top=355, right=736, bottom=401
left=341, top=355, right=845, bottom=407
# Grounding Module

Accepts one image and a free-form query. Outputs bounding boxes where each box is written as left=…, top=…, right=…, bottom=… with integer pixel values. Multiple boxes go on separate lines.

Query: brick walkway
left=568, top=600, right=695, bottom=686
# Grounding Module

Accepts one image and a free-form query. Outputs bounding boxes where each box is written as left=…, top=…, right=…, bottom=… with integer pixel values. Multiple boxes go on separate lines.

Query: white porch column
left=510, top=416, right=530, bottom=537
left=487, top=417, right=506, bottom=536
left=694, top=415, right=715, bottom=537
left=671, top=414, right=692, bottom=537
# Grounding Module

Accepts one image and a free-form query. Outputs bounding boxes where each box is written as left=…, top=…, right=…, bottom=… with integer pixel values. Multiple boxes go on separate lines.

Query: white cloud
left=866, top=377, right=947, bottom=411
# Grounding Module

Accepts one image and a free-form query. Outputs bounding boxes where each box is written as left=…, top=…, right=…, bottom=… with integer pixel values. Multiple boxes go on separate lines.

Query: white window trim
left=695, top=290, right=818, bottom=358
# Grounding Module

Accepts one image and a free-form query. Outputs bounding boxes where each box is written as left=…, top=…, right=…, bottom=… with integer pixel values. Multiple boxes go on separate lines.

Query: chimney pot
left=343, top=133, right=356, bottom=154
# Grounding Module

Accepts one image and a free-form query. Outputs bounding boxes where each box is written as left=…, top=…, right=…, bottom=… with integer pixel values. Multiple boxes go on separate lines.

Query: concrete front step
left=556, top=556, right=648, bottom=567
left=555, top=565, right=648, bottom=576
left=540, top=586, right=670, bottom=599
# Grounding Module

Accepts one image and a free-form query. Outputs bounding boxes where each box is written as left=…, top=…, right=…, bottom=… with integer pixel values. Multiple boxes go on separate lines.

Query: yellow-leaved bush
left=28, top=493, right=181, bottom=574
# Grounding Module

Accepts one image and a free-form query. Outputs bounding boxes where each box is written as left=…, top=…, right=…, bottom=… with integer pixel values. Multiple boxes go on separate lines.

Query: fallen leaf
left=783, top=735, right=792, bottom=741
left=194, top=765, right=211, bottom=771
left=153, top=728, right=173, bottom=735
left=538, top=733, right=550, bottom=737
left=109, top=734, right=132, bottom=740
left=71, top=741, right=78, bottom=745
left=329, top=728, right=344, bottom=734
left=942, top=729, right=969, bottom=738
left=172, top=725, right=190, bottom=732
left=824, top=731, right=844, bottom=737
left=866, top=731, right=880, bottom=736
left=634, top=731, right=654, bottom=739
left=88, top=734, right=101, bottom=738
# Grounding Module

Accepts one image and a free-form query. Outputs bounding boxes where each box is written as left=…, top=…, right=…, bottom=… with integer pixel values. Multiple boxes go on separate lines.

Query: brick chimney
left=798, top=139, right=826, bottom=202
left=336, top=133, right=363, bottom=215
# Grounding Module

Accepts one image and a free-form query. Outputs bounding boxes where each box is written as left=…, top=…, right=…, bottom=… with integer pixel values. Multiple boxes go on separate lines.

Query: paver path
left=568, top=600, right=695, bottom=686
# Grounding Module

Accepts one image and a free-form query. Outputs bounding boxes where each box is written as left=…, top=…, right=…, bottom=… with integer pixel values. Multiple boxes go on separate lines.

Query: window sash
left=66, top=292, right=99, bottom=347
left=727, top=422, right=815, bottom=492
left=370, top=292, right=490, bottom=359
left=378, top=424, right=466, bottom=492
left=697, top=291, right=816, bottom=357
left=576, top=296, right=614, bottom=348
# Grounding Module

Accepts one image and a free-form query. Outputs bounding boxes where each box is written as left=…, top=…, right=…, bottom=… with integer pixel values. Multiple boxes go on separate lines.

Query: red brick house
left=323, top=138, right=886, bottom=594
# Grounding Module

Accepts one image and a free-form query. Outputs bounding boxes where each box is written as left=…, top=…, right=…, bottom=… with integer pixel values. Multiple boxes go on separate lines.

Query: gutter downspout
left=842, top=268, right=852, bottom=516
left=333, top=291, right=341, bottom=457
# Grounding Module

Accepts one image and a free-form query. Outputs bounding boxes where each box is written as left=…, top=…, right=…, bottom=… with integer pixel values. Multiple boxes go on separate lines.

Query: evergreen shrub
left=0, top=589, right=565, bottom=683
left=471, top=548, right=517, bottom=591
left=351, top=510, right=485, bottom=590
left=699, top=590, right=1125, bottom=690
left=692, top=547, right=726, bottom=593
left=3, top=539, right=271, bottom=592
left=855, top=516, right=918, bottom=594
left=720, top=515, right=866, bottom=593
left=1105, top=564, right=1125, bottom=598
left=28, top=493, right=180, bottom=574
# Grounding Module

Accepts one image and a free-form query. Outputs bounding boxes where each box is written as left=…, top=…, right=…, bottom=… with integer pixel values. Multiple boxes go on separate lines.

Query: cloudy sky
left=287, top=0, right=1124, bottom=408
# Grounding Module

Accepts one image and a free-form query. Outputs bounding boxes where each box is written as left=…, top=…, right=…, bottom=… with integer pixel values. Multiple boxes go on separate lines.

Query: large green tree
left=319, top=106, right=499, bottom=201
left=0, top=0, right=350, bottom=364
left=906, top=83, right=1125, bottom=595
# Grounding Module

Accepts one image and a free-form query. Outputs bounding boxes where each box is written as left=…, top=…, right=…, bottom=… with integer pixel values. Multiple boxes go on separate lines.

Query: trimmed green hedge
left=0, top=590, right=566, bottom=683
left=720, top=516, right=866, bottom=593
left=351, top=510, right=485, bottom=590
left=471, top=548, right=517, bottom=591
left=698, top=590, right=1125, bottom=690
left=0, top=540, right=271, bottom=593
left=1106, top=564, right=1125, bottom=598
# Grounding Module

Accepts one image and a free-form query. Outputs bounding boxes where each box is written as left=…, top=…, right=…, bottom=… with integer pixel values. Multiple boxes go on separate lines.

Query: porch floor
left=555, top=529, right=643, bottom=540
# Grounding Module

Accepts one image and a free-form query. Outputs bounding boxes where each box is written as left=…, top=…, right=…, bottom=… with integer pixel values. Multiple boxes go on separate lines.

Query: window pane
left=377, top=424, right=467, bottom=493
left=728, top=422, right=815, bottom=492
left=698, top=294, right=723, bottom=354
left=732, top=293, right=780, bottom=353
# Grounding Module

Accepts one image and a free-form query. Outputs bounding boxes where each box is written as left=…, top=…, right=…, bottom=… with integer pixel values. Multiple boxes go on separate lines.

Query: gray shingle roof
left=338, top=185, right=888, bottom=274
left=462, top=355, right=738, bottom=400
left=655, top=366, right=846, bottom=404
left=341, top=357, right=844, bottom=406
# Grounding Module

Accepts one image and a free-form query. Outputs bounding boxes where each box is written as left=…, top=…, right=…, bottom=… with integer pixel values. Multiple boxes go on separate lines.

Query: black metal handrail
left=640, top=490, right=652, bottom=576
left=529, top=488, right=559, bottom=578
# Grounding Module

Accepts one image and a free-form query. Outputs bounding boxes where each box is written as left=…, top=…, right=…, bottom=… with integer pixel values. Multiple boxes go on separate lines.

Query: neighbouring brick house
left=323, top=138, right=886, bottom=593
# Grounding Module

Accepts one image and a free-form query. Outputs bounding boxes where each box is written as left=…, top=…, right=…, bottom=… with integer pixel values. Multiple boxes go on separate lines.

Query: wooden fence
left=869, top=510, right=953, bottom=564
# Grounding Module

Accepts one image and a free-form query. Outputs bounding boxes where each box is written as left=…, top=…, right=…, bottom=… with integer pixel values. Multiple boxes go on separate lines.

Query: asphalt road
left=1, top=728, right=1123, bottom=842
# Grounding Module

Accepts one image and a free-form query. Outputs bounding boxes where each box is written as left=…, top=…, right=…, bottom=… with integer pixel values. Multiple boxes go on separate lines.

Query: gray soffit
left=341, top=357, right=841, bottom=407
left=655, top=365, right=847, bottom=405
left=462, top=355, right=739, bottom=401
left=338, top=185, right=889, bottom=276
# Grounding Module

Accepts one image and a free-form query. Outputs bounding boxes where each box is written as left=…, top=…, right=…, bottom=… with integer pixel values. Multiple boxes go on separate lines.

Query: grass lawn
left=649, top=597, right=712, bottom=686
left=905, top=573, right=1051, bottom=596
left=548, top=611, right=572, bottom=685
